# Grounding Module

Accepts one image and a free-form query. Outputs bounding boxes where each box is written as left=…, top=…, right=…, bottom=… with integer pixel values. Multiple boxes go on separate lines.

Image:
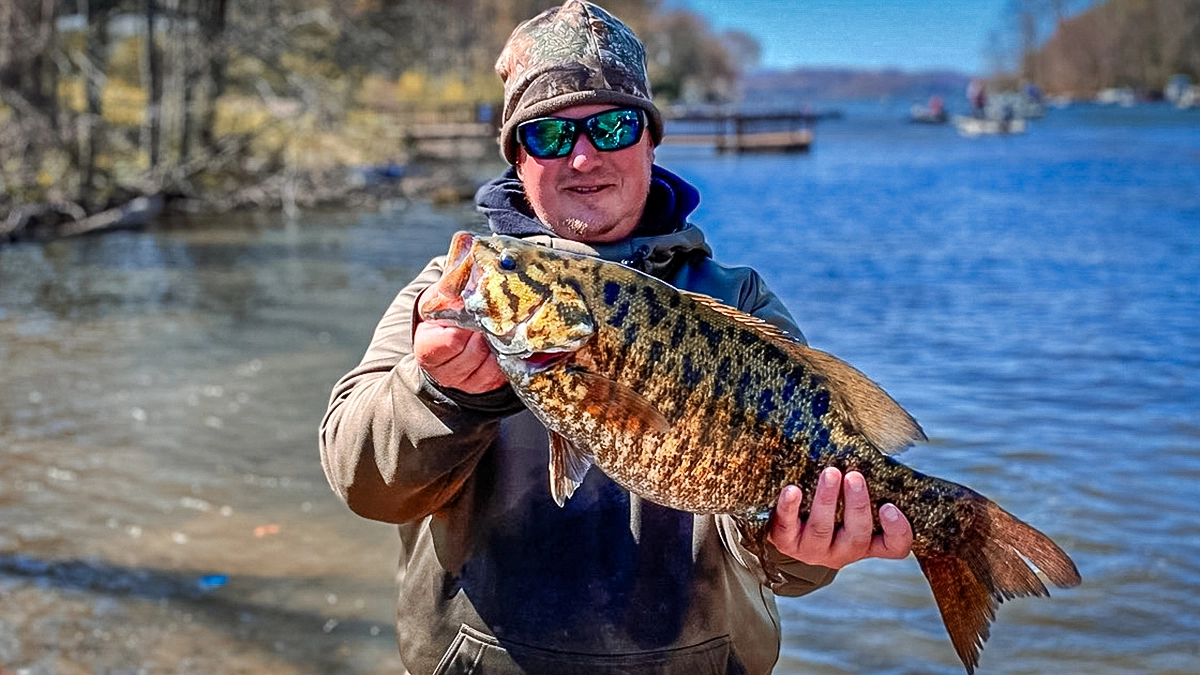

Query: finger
left=767, top=485, right=804, bottom=553
left=798, top=467, right=841, bottom=556
left=444, top=333, right=504, bottom=393
left=866, top=503, right=913, bottom=560
left=461, top=335, right=508, bottom=393
left=417, top=328, right=490, bottom=390
left=834, top=471, right=875, bottom=556
left=414, top=322, right=473, bottom=368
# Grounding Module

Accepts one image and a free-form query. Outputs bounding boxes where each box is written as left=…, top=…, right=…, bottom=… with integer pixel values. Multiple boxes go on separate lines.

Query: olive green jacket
left=319, top=225, right=837, bottom=675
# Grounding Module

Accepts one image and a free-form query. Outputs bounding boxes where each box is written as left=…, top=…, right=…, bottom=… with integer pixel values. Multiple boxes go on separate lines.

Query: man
left=320, top=2, right=912, bottom=673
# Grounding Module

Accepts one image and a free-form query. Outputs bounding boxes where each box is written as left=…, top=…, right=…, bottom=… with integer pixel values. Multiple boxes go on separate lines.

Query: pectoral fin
left=572, top=370, right=671, bottom=435
left=548, top=432, right=593, bottom=507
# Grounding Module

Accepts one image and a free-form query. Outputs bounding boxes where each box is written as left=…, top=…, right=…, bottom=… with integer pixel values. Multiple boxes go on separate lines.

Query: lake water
left=1, top=103, right=1198, bottom=674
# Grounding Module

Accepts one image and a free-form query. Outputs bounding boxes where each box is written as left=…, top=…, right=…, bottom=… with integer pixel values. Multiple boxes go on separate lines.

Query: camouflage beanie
left=495, top=0, right=664, bottom=164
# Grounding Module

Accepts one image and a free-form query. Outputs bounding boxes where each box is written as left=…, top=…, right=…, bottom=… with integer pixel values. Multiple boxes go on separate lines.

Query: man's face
left=515, top=104, right=655, bottom=244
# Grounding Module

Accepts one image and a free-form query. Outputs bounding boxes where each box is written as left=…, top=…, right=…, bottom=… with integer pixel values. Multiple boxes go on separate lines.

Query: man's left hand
left=767, top=467, right=913, bottom=569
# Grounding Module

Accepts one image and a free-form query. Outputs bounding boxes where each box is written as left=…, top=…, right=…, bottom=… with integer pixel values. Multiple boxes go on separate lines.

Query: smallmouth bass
left=420, top=232, right=1081, bottom=674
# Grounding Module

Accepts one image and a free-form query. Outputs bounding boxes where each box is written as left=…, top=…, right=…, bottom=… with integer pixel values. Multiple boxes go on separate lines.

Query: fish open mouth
left=523, top=351, right=570, bottom=370
left=419, top=232, right=479, bottom=327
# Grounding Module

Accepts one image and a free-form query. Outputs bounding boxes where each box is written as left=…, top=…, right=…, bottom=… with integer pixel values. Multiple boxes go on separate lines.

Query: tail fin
left=915, top=499, right=1081, bottom=674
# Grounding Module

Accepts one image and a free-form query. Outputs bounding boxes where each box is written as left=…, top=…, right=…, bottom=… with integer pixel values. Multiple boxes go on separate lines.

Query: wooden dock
left=406, top=122, right=497, bottom=160
left=402, top=104, right=501, bottom=160
left=662, top=112, right=818, bottom=153
left=401, top=107, right=823, bottom=158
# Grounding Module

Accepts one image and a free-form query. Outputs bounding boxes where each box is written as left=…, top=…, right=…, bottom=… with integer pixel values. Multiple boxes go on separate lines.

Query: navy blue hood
left=474, top=164, right=702, bottom=239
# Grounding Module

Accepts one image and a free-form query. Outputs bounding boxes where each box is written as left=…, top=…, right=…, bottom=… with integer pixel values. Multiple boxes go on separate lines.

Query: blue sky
left=678, top=0, right=1011, bottom=74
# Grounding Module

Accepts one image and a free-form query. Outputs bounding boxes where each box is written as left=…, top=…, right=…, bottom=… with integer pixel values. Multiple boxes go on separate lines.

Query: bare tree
left=196, top=0, right=228, bottom=156
left=82, top=0, right=118, bottom=205
left=4, top=0, right=751, bottom=239
left=0, top=0, right=61, bottom=207
left=1036, top=0, right=1200, bottom=94
left=143, top=0, right=163, bottom=171
left=645, top=9, right=742, bottom=104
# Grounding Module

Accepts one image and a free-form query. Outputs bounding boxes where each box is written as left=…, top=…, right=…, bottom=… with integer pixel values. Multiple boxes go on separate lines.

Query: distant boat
left=1096, top=87, right=1137, bottom=107
left=1177, top=86, right=1199, bottom=110
left=1166, top=75, right=1192, bottom=106
left=953, top=115, right=1027, bottom=137
left=909, top=101, right=948, bottom=124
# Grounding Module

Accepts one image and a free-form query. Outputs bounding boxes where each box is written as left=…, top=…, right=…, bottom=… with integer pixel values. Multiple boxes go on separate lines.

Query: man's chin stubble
left=559, top=218, right=595, bottom=237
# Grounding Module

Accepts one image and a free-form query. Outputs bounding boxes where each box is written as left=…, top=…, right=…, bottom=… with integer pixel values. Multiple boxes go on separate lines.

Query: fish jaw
left=419, top=231, right=480, bottom=329
left=421, top=232, right=597, bottom=363
left=479, top=298, right=593, bottom=358
left=495, top=350, right=573, bottom=381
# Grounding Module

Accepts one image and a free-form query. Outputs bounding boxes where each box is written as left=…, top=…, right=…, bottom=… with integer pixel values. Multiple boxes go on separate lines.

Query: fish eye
left=499, top=250, right=517, bottom=271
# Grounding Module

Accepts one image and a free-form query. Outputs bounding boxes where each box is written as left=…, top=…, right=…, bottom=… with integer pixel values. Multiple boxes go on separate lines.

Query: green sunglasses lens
left=521, top=119, right=577, bottom=158
left=586, top=109, right=643, bottom=150
left=518, top=108, right=645, bottom=159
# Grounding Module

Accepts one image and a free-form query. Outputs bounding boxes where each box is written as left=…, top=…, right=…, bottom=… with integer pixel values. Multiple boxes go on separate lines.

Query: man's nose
left=569, top=134, right=601, bottom=171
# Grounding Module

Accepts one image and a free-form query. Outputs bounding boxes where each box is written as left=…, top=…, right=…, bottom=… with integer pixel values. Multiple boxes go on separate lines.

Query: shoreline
left=1, top=158, right=504, bottom=245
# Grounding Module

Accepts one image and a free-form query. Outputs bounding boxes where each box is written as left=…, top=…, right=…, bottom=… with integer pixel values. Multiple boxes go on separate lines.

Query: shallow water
left=0, top=208, right=480, bottom=674
left=2, top=103, right=1198, bottom=674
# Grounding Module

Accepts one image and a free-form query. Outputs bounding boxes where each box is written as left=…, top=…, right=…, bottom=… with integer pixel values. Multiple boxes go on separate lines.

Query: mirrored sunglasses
left=516, top=108, right=646, bottom=160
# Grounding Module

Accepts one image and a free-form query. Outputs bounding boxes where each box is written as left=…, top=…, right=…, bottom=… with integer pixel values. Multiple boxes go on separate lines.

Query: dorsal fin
left=680, top=290, right=805, bottom=345
left=794, top=347, right=926, bottom=453
left=681, top=289, right=925, bottom=454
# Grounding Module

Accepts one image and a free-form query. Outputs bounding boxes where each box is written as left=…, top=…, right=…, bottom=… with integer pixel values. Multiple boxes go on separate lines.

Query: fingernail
left=881, top=504, right=900, bottom=522
left=781, top=485, right=800, bottom=502
left=822, top=468, right=839, bottom=487
left=848, top=473, right=865, bottom=494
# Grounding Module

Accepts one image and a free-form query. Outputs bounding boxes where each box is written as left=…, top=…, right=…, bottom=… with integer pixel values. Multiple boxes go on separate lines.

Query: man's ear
left=513, top=148, right=527, bottom=180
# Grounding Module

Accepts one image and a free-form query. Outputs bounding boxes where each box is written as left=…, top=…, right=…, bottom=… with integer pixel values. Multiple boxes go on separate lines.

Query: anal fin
left=734, top=511, right=786, bottom=585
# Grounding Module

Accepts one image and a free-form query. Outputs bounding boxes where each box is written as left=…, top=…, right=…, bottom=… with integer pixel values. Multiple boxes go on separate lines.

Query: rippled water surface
left=2, top=104, right=1198, bottom=674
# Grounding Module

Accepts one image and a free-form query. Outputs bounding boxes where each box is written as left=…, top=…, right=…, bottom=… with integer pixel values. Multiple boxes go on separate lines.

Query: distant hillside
left=741, top=67, right=973, bottom=104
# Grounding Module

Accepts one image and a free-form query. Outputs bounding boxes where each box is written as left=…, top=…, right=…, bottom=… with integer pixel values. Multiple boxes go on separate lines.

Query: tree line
left=0, top=0, right=757, bottom=239
left=995, top=0, right=1200, bottom=95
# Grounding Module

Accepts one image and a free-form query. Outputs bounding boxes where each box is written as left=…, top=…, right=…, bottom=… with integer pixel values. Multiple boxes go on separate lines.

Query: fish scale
left=599, top=293, right=788, bottom=507
left=420, top=232, right=1081, bottom=674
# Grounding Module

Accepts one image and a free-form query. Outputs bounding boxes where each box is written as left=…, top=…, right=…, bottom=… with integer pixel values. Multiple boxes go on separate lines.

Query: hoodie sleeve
left=319, top=258, right=524, bottom=524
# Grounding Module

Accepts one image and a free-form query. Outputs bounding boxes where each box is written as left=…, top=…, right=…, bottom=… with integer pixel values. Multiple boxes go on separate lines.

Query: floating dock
left=403, top=108, right=823, bottom=158
left=662, top=112, right=818, bottom=153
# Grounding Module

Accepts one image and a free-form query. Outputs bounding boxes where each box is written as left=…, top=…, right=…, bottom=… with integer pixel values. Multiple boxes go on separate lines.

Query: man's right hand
left=413, top=312, right=507, bottom=395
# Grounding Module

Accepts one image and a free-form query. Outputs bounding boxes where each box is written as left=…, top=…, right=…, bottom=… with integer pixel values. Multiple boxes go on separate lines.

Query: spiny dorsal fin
left=548, top=432, right=593, bottom=507
left=681, top=289, right=925, bottom=454
left=680, top=290, right=805, bottom=345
